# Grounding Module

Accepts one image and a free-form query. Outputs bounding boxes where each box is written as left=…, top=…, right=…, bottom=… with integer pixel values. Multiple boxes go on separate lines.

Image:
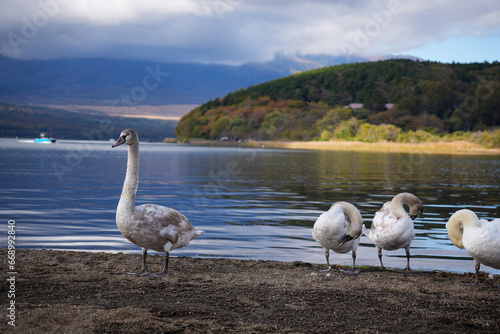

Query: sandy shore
left=1, top=249, right=499, bottom=333
left=185, top=139, right=500, bottom=155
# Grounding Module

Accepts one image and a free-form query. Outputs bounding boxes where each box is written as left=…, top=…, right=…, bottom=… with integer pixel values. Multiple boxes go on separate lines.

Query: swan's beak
left=338, top=234, right=353, bottom=246
left=112, top=136, right=126, bottom=148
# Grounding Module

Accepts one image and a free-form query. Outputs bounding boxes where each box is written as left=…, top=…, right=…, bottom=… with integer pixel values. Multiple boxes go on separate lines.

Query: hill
left=0, top=102, right=176, bottom=141
left=175, top=59, right=500, bottom=143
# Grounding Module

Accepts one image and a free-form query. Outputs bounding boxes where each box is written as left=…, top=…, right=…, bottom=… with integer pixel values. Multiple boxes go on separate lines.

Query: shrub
left=356, top=123, right=399, bottom=142
left=468, top=129, right=500, bottom=148
left=397, top=129, right=439, bottom=143
left=320, top=130, right=332, bottom=140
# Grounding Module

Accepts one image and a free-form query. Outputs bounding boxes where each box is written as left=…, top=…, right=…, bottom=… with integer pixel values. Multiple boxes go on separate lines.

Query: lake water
left=0, top=138, right=499, bottom=274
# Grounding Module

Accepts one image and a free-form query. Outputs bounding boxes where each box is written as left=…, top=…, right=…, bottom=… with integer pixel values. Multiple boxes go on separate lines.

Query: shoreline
left=2, top=249, right=499, bottom=333
left=185, top=139, right=500, bottom=155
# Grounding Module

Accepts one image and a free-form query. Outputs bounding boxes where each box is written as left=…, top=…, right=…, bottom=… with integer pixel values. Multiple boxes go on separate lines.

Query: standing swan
left=446, top=209, right=500, bottom=283
left=312, top=202, right=364, bottom=273
left=112, top=129, right=204, bottom=277
left=366, top=193, right=423, bottom=271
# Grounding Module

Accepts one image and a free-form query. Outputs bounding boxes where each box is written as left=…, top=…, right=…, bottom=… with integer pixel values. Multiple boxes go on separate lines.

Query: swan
left=365, top=193, right=423, bottom=271
left=446, top=209, right=500, bottom=283
left=112, top=129, right=204, bottom=277
left=312, top=201, right=364, bottom=273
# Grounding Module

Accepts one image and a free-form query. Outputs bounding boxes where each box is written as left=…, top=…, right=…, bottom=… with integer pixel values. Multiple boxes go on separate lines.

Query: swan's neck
left=446, top=209, right=479, bottom=249
left=336, top=201, right=363, bottom=238
left=118, top=142, right=139, bottom=215
left=390, top=193, right=420, bottom=218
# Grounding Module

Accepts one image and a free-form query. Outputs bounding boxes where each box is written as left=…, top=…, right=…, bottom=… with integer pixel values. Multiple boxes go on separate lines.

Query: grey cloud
left=0, top=0, right=498, bottom=64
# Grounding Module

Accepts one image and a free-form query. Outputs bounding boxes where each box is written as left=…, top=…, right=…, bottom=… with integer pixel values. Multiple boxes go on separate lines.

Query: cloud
left=0, top=0, right=499, bottom=64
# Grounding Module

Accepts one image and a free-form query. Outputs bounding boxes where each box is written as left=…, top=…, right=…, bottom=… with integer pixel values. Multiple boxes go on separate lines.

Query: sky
left=0, top=0, right=499, bottom=65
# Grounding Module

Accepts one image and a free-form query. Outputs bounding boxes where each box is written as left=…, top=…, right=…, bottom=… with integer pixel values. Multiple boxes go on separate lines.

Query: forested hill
left=175, top=59, right=500, bottom=142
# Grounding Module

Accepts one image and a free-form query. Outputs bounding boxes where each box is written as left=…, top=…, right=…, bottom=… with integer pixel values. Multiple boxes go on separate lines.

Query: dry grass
left=244, top=140, right=500, bottom=155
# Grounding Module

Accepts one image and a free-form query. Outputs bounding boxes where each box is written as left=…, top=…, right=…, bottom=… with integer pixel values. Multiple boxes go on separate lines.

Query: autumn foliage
left=175, top=59, right=500, bottom=145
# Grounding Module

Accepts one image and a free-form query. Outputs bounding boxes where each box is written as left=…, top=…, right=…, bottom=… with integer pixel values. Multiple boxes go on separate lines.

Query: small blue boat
left=34, top=133, right=56, bottom=143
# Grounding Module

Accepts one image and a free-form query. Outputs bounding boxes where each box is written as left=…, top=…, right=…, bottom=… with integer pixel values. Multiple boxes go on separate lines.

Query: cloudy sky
left=1, top=0, right=499, bottom=64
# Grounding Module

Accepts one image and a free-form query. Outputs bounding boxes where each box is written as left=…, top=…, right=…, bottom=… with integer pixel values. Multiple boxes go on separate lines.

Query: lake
left=0, top=138, right=499, bottom=274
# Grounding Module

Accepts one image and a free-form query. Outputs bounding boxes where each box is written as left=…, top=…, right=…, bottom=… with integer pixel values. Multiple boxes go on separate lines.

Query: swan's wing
left=313, top=205, right=358, bottom=253
left=368, top=202, right=414, bottom=249
left=368, top=202, right=392, bottom=240
left=479, top=218, right=500, bottom=234
left=465, top=219, right=500, bottom=269
left=313, top=205, right=347, bottom=238
left=132, top=204, right=202, bottom=252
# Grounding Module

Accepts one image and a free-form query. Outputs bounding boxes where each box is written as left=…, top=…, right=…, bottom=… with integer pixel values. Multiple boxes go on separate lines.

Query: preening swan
left=312, top=202, right=363, bottom=273
left=446, top=209, right=500, bottom=283
left=112, top=129, right=204, bottom=277
left=366, top=193, right=423, bottom=271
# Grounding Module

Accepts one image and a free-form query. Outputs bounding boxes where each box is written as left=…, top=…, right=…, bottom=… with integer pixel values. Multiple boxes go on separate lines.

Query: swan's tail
left=362, top=225, right=370, bottom=237
left=195, top=229, right=205, bottom=237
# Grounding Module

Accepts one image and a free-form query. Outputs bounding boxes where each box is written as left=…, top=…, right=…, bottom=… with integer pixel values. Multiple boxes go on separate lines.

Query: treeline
left=175, top=59, right=500, bottom=144
left=0, top=102, right=176, bottom=141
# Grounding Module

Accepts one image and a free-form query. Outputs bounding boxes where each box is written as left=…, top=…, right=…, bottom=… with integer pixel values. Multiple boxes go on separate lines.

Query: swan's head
left=409, top=202, right=423, bottom=220
left=112, top=129, right=138, bottom=148
left=392, top=192, right=423, bottom=219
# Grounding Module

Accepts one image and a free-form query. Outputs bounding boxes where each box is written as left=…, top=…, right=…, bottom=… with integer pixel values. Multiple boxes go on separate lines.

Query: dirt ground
left=1, top=249, right=499, bottom=333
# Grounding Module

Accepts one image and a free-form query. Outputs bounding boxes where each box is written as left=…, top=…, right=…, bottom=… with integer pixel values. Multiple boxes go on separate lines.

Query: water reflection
left=0, top=138, right=498, bottom=274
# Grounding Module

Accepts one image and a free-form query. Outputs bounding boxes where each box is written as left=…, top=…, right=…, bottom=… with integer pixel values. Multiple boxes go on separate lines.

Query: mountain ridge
left=0, top=53, right=368, bottom=107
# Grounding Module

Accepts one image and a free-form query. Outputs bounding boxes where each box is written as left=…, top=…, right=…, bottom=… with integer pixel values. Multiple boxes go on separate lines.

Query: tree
left=210, top=115, right=230, bottom=138
left=315, top=108, right=353, bottom=133
left=259, top=110, right=289, bottom=139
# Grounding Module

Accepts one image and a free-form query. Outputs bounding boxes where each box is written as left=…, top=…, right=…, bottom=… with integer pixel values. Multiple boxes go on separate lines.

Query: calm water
left=0, top=138, right=499, bottom=274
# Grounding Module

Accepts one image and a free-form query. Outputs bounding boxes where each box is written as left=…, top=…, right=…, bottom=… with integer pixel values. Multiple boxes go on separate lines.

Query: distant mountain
left=0, top=54, right=368, bottom=107
left=0, top=101, right=176, bottom=141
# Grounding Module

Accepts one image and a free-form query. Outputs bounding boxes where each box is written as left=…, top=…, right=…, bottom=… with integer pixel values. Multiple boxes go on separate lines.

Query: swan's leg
left=320, top=248, right=331, bottom=272
left=150, top=252, right=170, bottom=278
left=474, top=259, right=481, bottom=284
left=351, top=250, right=356, bottom=271
left=340, top=250, right=360, bottom=274
left=377, top=246, right=385, bottom=269
left=126, top=248, right=149, bottom=275
left=404, top=246, right=411, bottom=272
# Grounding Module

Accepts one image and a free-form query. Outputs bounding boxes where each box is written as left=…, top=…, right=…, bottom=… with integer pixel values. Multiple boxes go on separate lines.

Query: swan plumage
left=312, top=201, right=363, bottom=272
left=112, top=129, right=204, bottom=277
left=365, top=192, right=423, bottom=271
left=446, top=209, right=500, bottom=282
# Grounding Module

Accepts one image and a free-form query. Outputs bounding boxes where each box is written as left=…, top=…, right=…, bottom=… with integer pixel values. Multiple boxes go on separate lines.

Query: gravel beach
left=1, top=249, right=499, bottom=333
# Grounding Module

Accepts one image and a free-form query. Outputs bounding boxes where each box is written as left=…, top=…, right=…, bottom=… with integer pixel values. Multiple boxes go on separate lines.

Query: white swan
left=366, top=193, right=423, bottom=271
left=112, top=129, right=204, bottom=277
left=312, top=201, right=363, bottom=272
left=446, top=209, right=500, bottom=283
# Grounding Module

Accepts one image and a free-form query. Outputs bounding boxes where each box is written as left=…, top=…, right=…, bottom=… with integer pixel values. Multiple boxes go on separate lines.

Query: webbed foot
left=149, top=272, right=168, bottom=278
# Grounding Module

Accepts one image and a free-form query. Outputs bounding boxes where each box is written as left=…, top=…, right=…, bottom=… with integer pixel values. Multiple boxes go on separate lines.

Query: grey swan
left=365, top=193, right=423, bottom=271
left=112, top=129, right=204, bottom=277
